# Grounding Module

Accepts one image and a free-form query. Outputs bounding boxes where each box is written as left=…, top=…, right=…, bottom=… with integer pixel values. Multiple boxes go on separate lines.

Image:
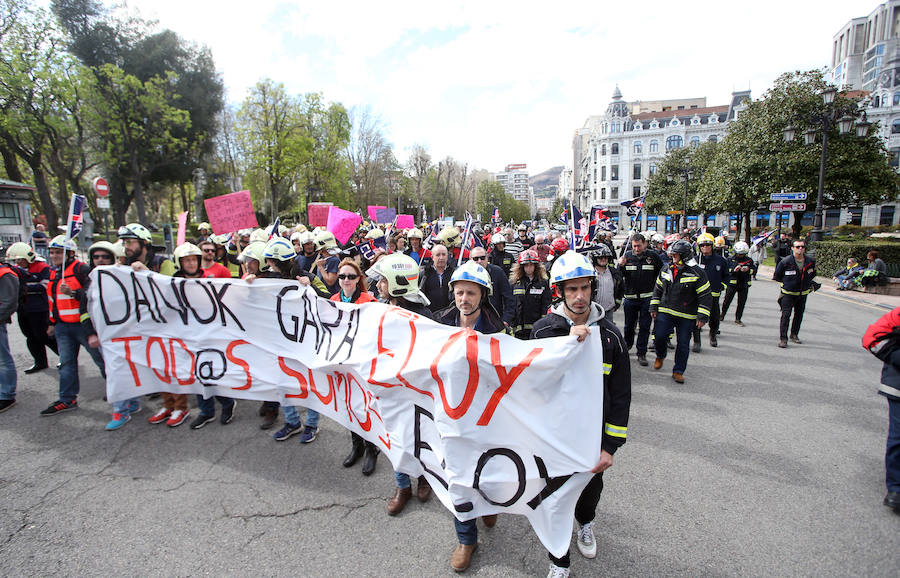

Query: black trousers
left=779, top=294, right=807, bottom=339
left=548, top=472, right=604, bottom=568
left=18, top=310, right=57, bottom=367
left=693, top=294, right=720, bottom=342
left=721, top=285, right=748, bottom=321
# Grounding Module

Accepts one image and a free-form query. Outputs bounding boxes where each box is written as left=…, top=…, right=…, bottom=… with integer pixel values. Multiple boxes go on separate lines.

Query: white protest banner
left=88, top=266, right=605, bottom=557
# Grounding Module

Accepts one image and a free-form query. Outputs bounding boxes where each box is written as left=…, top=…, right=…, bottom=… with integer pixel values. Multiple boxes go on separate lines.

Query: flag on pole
left=458, top=211, right=474, bottom=261
left=421, top=204, right=427, bottom=224
left=621, top=195, right=645, bottom=218
left=492, top=207, right=500, bottom=223
left=267, top=216, right=281, bottom=240
left=65, top=194, right=87, bottom=242
left=751, top=229, right=775, bottom=247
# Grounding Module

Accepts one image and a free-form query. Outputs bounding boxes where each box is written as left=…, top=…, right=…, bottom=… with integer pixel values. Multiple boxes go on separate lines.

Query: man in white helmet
left=721, top=241, right=757, bottom=327
left=488, top=233, right=514, bottom=277
left=0, top=241, right=20, bottom=413
left=5, top=241, right=56, bottom=374
left=531, top=251, right=631, bottom=578
left=438, top=260, right=505, bottom=572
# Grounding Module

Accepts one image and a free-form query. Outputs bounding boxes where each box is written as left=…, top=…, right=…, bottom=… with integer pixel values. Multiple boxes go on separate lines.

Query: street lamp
left=666, top=167, right=694, bottom=232
left=782, top=86, right=869, bottom=244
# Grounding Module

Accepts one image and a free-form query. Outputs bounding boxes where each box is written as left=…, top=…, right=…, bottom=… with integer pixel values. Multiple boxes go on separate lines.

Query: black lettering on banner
left=131, top=272, right=161, bottom=323
left=473, top=448, right=527, bottom=507
left=328, top=308, right=360, bottom=363
left=526, top=455, right=573, bottom=510
left=182, top=280, right=218, bottom=324
left=195, top=349, right=227, bottom=385
left=161, top=278, right=190, bottom=324
left=143, top=274, right=166, bottom=322
left=413, top=405, right=449, bottom=490
left=147, top=275, right=185, bottom=324
left=208, top=282, right=244, bottom=330
left=276, top=285, right=300, bottom=341
left=299, top=291, right=322, bottom=349
left=318, top=300, right=343, bottom=356
left=97, top=269, right=130, bottom=325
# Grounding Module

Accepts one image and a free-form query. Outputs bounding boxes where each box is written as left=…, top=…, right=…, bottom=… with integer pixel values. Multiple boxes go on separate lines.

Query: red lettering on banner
left=112, top=336, right=143, bottom=387
left=146, top=337, right=170, bottom=384
left=168, top=338, right=196, bottom=385
left=226, top=340, right=252, bottom=390
left=367, top=400, right=391, bottom=449
left=477, top=339, right=543, bottom=426
left=344, top=373, right=373, bottom=431
left=430, top=329, right=480, bottom=420
left=367, top=309, right=400, bottom=389
left=278, top=357, right=309, bottom=399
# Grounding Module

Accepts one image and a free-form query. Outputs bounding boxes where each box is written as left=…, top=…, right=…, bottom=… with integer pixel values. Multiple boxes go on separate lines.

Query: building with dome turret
left=571, top=86, right=750, bottom=233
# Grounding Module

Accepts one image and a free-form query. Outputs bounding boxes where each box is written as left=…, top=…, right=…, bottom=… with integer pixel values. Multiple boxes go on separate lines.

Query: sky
left=118, top=0, right=857, bottom=176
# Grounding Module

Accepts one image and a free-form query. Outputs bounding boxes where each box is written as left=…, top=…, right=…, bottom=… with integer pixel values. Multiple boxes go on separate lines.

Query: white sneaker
left=576, top=521, right=597, bottom=558
left=547, top=563, right=570, bottom=578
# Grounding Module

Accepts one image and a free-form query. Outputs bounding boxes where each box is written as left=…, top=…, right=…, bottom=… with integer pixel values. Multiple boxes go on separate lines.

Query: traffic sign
left=96, top=197, right=110, bottom=209
left=770, top=192, right=807, bottom=201
left=769, top=203, right=807, bottom=212
left=92, top=176, right=109, bottom=197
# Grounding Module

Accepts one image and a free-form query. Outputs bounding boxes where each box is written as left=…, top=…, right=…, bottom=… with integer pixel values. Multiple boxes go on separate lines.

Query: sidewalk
left=757, top=264, right=900, bottom=310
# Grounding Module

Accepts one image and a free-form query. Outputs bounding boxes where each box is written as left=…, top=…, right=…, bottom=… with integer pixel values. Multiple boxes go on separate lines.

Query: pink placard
left=396, top=214, right=415, bottom=229
left=326, top=206, right=362, bottom=245
left=176, top=211, right=188, bottom=246
left=203, top=190, right=258, bottom=234
left=308, top=202, right=333, bottom=227
left=367, top=205, right=386, bottom=221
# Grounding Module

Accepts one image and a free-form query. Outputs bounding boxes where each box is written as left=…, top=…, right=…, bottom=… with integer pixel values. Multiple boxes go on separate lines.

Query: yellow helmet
left=197, top=222, right=211, bottom=231
left=436, top=226, right=461, bottom=247
left=5, top=242, right=35, bottom=263
left=293, top=224, right=308, bottom=234
left=314, top=230, right=338, bottom=252
left=365, top=228, right=385, bottom=240
left=697, top=233, right=715, bottom=246
left=173, top=243, right=203, bottom=270
left=117, top=223, right=152, bottom=242
left=714, top=236, right=726, bottom=248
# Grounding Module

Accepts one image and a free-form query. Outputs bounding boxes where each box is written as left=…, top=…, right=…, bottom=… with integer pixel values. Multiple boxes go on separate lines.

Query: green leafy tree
left=475, top=180, right=530, bottom=225
left=645, top=143, right=717, bottom=230
left=301, top=94, right=351, bottom=213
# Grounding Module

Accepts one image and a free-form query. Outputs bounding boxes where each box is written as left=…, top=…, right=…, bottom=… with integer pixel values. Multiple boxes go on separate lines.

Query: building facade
left=830, top=1, right=900, bottom=92
left=494, top=163, right=531, bottom=203
left=570, top=87, right=749, bottom=232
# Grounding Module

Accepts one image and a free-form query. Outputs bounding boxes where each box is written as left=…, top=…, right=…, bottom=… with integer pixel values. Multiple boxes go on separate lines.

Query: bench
left=851, top=263, right=900, bottom=296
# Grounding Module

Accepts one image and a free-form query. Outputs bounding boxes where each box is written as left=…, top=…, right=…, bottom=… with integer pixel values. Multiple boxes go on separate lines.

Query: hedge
left=810, top=239, right=900, bottom=277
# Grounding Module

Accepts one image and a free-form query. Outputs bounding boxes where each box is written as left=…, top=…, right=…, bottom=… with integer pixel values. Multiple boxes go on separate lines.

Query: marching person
left=41, top=235, right=106, bottom=416
left=862, top=307, right=900, bottom=514
left=199, top=239, right=233, bottom=278
left=5, top=242, right=57, bottom=374
left=488, top=233, right=514, bottom=277
left=532, top=251, right=631, bottom=578
left=420, top=244, right=455, bottom=313
left=437, top=260, right=505, bottom=572
left=195, top=222, right=211, bottom=245
left=773, top=239, right=819, bottom=348
left=510, top=249, right=551, bottom=339
left=590, top=244, right=623, bottom=326
left=618, top=233, right=663, bottom=367
left=650, top=240, right=712, bottom=384
left=371, top=254, right=435, bottom=511
left=0, top=243, right=19, bottom=413
left=169, top=243, right=237, bottom=430
left=720, top=241, right=756, bottom=326
left=405, top=228, right=425, bottom=264
left=693, top=233, right=729, bottom=351
left=469, top=246, right=515, bottom=327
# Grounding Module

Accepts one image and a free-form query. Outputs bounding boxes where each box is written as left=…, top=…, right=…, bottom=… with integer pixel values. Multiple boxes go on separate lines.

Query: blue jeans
left=113, top=398, right=141, bottom=414
left=197, top=395, right=235, bottom=416
left=283, top=406, right=319, bottom=428
left=623, top=298, right=652, bottom=354
left=305, top=408, right=320, bottom=428
left=454, top=518, right=477, bottom=545
left=0, top=324, right=17, bottom=400
left=395, top=472, right=411, bottom=489
left=653, top=313, right=695, bottom=374
left=887, top=396, right=900, bottom=493
left=55, top=321, right=105, bottom=403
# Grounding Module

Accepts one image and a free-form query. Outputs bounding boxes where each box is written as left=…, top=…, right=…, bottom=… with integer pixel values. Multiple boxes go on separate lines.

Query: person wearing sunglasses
left=198, top=240, right=232, bottom=278
left=773, top=239, right=819, bottom=348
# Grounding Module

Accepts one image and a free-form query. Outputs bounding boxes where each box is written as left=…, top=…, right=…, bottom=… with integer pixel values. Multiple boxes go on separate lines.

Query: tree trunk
left=31, top=166, right=59, bottom=232
left=131, top=153, right=147, bottom=225
left=179, top=182, right=189, bottom=214
left=743, top=210, right=752, bottom=243
left=0, top=145, right=24, bottom=182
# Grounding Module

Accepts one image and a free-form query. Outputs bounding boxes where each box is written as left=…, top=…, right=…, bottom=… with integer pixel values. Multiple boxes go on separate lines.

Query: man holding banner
left=532, top=251, right=631, bottom=577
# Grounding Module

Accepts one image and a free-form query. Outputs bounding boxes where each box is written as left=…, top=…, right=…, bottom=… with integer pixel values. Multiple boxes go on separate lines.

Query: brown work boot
left=481, top=514, right=497, bottom=528
left=387, top=486, right=412, bottom=516
left=778, top=339, right=787, bottom=348
left=259, top=408, right=278, bottom=430
left=451, top=543, right=478, bottom=572
left=672, top=372, right=685, bottom=384
left=653, top=358, right=663, bottom=370
left=416, top=476, right=431, bottom=502
left=789, top=335, right=802, bottom=344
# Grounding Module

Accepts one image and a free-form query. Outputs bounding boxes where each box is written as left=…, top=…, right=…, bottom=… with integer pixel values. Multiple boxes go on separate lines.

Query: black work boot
left=361, top=442, right=379, bottom=476
left=343, top=433, right=365, bottom=468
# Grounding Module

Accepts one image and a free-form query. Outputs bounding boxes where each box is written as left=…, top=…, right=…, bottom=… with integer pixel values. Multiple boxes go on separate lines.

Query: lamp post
left=782, top=88, right=871, bottom=244
left=667, top=167, right=693, bottom=232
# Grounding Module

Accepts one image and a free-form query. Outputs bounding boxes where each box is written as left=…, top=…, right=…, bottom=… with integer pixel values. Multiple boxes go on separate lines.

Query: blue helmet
left=549, top=250, right=596, bottom=288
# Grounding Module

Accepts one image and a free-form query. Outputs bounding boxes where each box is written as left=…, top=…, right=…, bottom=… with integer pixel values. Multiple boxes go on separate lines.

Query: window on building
left=601, top=166, right=606, bottom=180
left=593, top=148, right=597, bottom=162
left=709, top=134, right=718, bottom=143
left=611, top=166, right=619, bottom=181
left=894, top=93, right=900, bottom=106
left=649, top=163, right=657, bottom=175
left=601, top=144, right=607, bottom=155
left=893, top=119, right=900, bottom=134
left=825, top=209, right=842, bottom=228
left=611, top=187, right=619, bottom=200
left=600, top=187, right=606, bottom=200
left=671, top=118, right=680, bottom=127
left=611, top=143, right=620, bottom=155
left=650, top=120, right=659, bottom=129
left=881, top=205, right=896, bottom=226
left=633, top=186, right=642, bottom=196
left=849, top=207, right=863, bottom=226
left=666, top=135, right=683, bottom=150
left=593, top=168, right=597, bottom=183
left=634, top=141, right=642, bottom=154
left=690, top=136, right=700, bottom=148
left=0, top=203, right=20, bottom=226
left=649, top=140, right=658, bottom=153
left=633, top=163, right=641, bottom=180
left=709, top=115, right=719, bottom=124
left=875, top=95, right=881, bottom=107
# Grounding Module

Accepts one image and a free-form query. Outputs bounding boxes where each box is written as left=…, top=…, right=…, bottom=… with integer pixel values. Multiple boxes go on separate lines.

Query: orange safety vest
left=47, top=260, right=84, bottom=323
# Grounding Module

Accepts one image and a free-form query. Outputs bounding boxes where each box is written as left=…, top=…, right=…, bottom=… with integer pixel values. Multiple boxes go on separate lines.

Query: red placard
left=308, top=202, right=333, bottom=227
left=203, top=190, right=259, bottom=235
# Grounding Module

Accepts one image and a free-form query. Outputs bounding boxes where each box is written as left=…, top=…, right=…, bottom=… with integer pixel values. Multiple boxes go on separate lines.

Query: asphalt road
left=0, top=276, right=898, bottom=577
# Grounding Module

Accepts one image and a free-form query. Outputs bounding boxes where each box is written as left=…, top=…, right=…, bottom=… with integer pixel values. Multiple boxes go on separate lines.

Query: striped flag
left=65, top=194, right=87, bottom=242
